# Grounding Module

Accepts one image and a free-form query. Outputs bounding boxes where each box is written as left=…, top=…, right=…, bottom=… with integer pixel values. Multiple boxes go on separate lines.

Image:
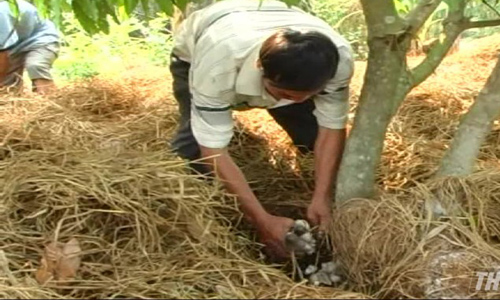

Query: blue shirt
left=0, top=0, right=59, bottom=55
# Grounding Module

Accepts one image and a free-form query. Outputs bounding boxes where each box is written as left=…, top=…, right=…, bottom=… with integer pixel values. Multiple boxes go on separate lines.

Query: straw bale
left=378, top=222, right=500, bottom=299
left=329, top=197, right=420, bottom=295
left=329, top=177, right=500, bottom=299
left=412, top=170, right=500, bottom=242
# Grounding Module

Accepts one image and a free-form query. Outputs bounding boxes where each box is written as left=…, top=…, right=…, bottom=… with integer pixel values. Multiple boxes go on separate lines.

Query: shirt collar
left=235, top=43, right=285, bottom=106
left=235, top=44, right=272, bottom=99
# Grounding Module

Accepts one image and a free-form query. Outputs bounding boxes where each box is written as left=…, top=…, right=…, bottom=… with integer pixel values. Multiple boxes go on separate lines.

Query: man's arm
left=312, top=127, right=346, bottom=201
left=306, top=127, right=346, bottom=231
left=189, top=93, right=294, bottom=258
left=199, top=146, right=268, bottom=224
left=199, top=145, right=294, bottom=259
left=307, top=45, right=354, bottom=230
left=0, top=51, right=9, bottom=86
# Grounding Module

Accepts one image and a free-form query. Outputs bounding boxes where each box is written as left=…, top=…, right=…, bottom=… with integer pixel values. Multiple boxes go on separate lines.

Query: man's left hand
left=306, top=197, right=332, bottom=233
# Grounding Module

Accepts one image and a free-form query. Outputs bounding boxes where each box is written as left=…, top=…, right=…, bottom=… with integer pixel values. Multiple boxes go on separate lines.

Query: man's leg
left=169, top=54, right=212, bottom=176
left=24, top=43, right=59, bottom=94
left=1, top=52, right=25, bottom=93
left=267, top=99, right=318, bottom=154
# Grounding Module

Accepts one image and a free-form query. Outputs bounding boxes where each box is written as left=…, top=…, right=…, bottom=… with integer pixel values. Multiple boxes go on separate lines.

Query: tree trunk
left=437, top=56, right=500, bottom=177
left=335, top=37, right=411, bottom=203
left=334, top=0, right=471, bottom=203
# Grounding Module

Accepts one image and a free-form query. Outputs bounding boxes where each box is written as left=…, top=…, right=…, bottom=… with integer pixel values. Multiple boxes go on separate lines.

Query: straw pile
left=0, top=67, right=368, bottom=298
left=1, top=34, right=499, bottom=299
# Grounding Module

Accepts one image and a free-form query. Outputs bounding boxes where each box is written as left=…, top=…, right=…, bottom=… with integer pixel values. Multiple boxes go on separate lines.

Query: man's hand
left=256, top=214, right=295, bottom=261
left=198, top=146, right=294, bottom=260
left=309, top=127, right=345, bottom=234
left=307, top=198, right=332, bottom=233
left=0, top=51, right=9, bottom=87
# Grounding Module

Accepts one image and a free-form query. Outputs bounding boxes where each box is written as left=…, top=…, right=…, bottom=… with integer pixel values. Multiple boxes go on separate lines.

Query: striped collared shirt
left=172, top=0, right=354, bottom=148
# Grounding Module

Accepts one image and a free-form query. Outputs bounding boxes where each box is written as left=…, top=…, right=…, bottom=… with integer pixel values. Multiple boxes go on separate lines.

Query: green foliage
left=53, top=12, right=172, bottom=81
left=310, top=0, right=368, bottom=59
left=7, top=0, right=20, bottom=17
left=12, top=0, right=176, bottom=34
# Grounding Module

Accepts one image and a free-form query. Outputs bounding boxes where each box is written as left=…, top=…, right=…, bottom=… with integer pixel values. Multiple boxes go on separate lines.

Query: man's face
left=263, top=78, right=323, bottom=103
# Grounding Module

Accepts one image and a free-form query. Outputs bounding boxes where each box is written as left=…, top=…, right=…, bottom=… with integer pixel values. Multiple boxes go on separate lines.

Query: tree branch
left=405, top=0, right=443, bottom=36
left=409, top=0, right=467, bottom=87
left=465, top=19, right=500, bottom=29
left=482, top=0, right=500, bottom=18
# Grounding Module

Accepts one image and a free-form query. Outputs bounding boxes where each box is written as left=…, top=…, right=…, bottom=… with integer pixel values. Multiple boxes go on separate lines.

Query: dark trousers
left=169, top=54, right=319, bottom=174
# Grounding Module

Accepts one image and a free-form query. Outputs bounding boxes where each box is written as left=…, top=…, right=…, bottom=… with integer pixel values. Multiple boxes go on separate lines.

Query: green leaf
left=7, top=0, right=19, bottom=18
left=78, top=0, right=99, bottom=21
left=124, top=0, right=139, bottom=16
left=175, top=0, right=189, bottom=12
left=50, top=0, right=62, bottom=28
left=102, top=0, right=121, bottom=24
left=96, top=0, right=113, bottom=34
left=59, top=0, right=73, bottom=12
left=97, top=3, right=111, bottom=34
left=71, top=0, right=99, bottom=34
left=283, top=0, right=300, bottom=7
left=155, top=0, right=173, bottom=15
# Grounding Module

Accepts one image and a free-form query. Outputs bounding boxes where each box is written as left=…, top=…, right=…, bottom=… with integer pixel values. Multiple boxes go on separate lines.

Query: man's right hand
left=256, top=214, right=295, bottom=261
left=197, top=146, right=294, bottom=260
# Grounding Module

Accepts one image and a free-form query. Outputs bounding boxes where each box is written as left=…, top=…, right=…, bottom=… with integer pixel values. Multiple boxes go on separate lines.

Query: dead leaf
left=44, top=242, right=63, bottom=266
left=35, top=238, right=82, bottom=285
left=35, top=257, right=53, bottom=284
left=58, top=238, right=82, bottom=282
left=35, top=242, right=62, bottom=284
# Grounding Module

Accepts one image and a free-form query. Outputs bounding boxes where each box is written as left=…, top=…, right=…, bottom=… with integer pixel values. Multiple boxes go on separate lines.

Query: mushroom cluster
left=285, top=220, right=316, bottom=256
left=285, top=219, right=344, bottom=286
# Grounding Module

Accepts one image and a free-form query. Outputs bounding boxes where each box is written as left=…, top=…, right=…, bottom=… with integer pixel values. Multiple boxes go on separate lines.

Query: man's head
left=258, top=28, right=339, bottom=102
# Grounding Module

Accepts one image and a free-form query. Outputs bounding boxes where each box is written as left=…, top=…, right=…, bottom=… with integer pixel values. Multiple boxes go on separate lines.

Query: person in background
left=0, top=0, right=60, bottom=94
left=170, top=0, right=354, bottom=260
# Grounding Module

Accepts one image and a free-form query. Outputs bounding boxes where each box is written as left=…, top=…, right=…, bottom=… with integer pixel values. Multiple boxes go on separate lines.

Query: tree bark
left=437, top=56, right=500, bottom=177
left=335, top=37, right=412, bottom=202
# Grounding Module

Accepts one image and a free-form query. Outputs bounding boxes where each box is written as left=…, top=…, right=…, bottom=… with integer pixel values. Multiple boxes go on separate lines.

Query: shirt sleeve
left=0, top=10, right=18, bottom=51
left=171, top=9, right=204, bottom=62
left=190, top=91, right=234, bottom=149
left=189, top=37, right=238, bottom=149
left=313, top=46, right=354, bottom=129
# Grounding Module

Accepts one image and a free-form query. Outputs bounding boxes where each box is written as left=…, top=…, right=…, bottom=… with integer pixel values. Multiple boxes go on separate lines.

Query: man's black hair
left=259, top=28, right=339, bottom=91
